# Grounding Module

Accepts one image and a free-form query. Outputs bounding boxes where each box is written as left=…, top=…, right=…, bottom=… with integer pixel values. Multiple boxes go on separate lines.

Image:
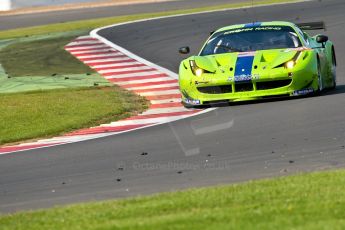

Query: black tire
left=330, top=47, right=337, bottom=90
left=316, top=57, right=323, bottom=94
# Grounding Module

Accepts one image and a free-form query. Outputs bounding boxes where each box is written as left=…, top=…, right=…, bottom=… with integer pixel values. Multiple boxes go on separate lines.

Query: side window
left=303, top=32, right=310, bottom=45
left=295, top=27, right=309, bottom=46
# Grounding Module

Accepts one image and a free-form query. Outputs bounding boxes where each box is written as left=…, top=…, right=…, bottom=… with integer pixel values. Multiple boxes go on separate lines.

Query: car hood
left=193, top=48, right=303, bottom=73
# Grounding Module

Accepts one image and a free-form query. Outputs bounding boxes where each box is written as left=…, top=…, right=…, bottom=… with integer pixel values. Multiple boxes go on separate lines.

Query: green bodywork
left=179, top=21, right=336, bottom=106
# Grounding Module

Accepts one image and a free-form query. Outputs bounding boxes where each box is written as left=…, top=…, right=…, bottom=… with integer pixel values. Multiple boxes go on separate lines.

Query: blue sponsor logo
left=293, top=88, right=314, bottom=96
left=244, top=22, right=262, bottom=28
left=234, top=74, right=252, bottom=82
left=184, top=99, right=201, bottom=105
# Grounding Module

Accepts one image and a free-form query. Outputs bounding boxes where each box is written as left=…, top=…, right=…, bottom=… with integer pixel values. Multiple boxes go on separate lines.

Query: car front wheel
left=317, top=61, right=323, bottom=94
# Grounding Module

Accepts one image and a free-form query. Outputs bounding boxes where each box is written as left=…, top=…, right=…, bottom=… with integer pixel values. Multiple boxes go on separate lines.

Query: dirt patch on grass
left=0, top=36, right=94, bottom=77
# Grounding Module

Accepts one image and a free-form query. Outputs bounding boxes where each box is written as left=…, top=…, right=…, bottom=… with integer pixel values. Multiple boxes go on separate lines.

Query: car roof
left=215, top=21, right=297, bottom=33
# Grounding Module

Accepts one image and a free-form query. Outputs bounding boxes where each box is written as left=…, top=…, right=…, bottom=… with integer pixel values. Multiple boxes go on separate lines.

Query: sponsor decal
left=237, top=51, right=256, bottom=57
left=184, top=98, right=201, bottom=105
left=293, top=88, right=314, bottom=96
left=234, top=74, right=252, bottom=82
left=195, top=80, right=210, bottom=85
left=228, top=74, right=259, bottom=82
left=224, top=28, right=254, bottom=35
left=255, top=26, right=282, bottom=31
left=223, top=26, right=284, bottom=36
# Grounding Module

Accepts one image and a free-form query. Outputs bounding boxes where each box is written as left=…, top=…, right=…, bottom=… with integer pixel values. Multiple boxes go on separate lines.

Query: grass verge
left=0, top=87, right=148, bottom=145
left=1, top=169, right=345, bottom=229
left=0, top=36, right=94, bottom=77
left=0, top=74, right=112, bottom=94
left=0, top=0, right=299, bottom=40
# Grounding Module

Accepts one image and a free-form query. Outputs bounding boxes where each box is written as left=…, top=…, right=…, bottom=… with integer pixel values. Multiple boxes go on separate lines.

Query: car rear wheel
left=330, top=48, right=337, bottom=89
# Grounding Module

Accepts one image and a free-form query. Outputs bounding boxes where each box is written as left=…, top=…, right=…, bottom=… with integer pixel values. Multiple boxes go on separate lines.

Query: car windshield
left=200, top=26, right=302, bottom=56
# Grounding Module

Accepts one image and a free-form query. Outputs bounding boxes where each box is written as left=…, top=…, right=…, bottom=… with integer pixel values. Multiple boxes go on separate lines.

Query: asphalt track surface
left=1, top=0, right=345, bottom=213
left=0, top=0, right=250, bottom=30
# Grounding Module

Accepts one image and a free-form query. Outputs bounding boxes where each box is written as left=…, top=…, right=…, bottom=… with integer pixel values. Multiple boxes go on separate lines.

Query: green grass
left=1, top=169, right=345, bottom=229
left=0, top=0, right=298, bottom=40
left=0, top=87, right=148, bottom=145
left=0, top=36, right=94, bottom=77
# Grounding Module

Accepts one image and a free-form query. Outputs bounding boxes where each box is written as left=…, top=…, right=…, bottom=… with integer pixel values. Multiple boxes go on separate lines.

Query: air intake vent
left=235, top=82, right=253, bottom=92
left=197, top=85, right=232, bottom=94
left=256, top=79, right=292, bottom=90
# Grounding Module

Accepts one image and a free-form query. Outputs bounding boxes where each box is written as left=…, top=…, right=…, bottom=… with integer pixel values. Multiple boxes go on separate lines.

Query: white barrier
left=0, top=0, right=11, bottom=11
left=0, top=0, right=102, bottom=11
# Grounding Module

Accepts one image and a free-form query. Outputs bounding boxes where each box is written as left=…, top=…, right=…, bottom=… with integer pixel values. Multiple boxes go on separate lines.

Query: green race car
left=178, top=21, right=337, bottom=107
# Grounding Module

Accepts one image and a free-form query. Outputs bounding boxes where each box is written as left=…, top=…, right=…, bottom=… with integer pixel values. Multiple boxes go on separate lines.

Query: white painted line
left=104, top=115, right=192, bottom=127
left=141, top=107, right=189, bottom=115
left=0, top=106, right=212, bottom=156
left=76, top=35, right=93, bottom=39
left=35, top=133, right=114, bottom=144
left=91, top=29, right=177, bottom=80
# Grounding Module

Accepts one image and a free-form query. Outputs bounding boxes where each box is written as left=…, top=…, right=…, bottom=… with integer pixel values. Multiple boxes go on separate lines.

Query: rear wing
left=296, top=21, right=326, bottom=31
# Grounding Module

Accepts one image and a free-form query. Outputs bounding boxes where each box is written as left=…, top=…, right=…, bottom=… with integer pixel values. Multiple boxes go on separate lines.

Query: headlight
left=189, top=60, right=207, bottom=77
left=285, top=51, right=302, bottom=69
left=194, top=68, right=204, bottom=77
left=285, top=60, right=295, bottom=69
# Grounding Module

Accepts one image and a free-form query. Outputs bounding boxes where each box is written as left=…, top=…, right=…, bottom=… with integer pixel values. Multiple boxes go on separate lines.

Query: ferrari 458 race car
left=178, top=21, right=336, bottom=107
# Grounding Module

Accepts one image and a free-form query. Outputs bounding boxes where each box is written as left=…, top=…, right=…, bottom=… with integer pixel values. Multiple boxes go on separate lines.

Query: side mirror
left=179, top=46, right=190, bottom=54
left=316, top=35, right=328, bottom=43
